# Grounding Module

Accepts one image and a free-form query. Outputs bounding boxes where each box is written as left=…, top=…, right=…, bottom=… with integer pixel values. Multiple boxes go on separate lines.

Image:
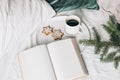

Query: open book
left=18, top=38, right=88, bottom=80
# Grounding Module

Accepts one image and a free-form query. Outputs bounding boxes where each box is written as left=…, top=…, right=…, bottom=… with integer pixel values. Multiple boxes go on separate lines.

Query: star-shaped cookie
left=51, top=29, right=64, bottom=40
left=42, top=26, right=53, bottom=35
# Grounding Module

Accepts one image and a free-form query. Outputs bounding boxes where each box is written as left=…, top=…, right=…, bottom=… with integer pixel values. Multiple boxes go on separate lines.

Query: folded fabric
left=46, top=0, right=99, bottom=13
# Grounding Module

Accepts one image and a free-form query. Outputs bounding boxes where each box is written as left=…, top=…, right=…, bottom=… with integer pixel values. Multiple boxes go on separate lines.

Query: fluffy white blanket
left=0, top=0, right=55, bottom=80
left=0, top=0, right=120, bottom=80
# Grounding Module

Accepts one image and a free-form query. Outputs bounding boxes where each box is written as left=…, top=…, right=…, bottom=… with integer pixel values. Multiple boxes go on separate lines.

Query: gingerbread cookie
left=42, top=26, right=53, bottom=35
left=51, top=29, right=64, bottom=40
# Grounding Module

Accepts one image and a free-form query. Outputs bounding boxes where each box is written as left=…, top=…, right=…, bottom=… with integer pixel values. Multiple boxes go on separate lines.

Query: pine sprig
left=92, top=27, right=101, bottom=42
left=114, top=56, right=120, bottom=61
left=101, top=52, right=116, bottom=62
left=114, top=56, right=120, bottom=68
left=100, top=46, right=109, bottom=60
left=79, top=16, right=120, bottom=69
left=114, top=61, right=119, bottom=69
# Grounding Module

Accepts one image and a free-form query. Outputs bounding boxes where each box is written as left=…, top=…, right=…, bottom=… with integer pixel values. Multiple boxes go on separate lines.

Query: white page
left=47, top=39, right=87, bottom=80
left=18, top=45, right=56, bottom=80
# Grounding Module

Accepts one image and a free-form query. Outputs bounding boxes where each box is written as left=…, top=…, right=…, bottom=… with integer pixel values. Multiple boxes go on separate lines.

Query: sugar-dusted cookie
left=51, top=29, right=64, bottom=40
left=42, top=26, right=53, bottom=35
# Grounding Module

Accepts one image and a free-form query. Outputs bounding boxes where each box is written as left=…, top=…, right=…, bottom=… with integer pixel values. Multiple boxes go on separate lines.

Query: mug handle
left=78, top=23, right=82, bottom=32
left=79, top=27, right=82, bottom=32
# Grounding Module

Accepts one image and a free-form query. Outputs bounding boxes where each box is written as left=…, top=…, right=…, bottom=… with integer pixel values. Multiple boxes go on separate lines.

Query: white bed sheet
left=0, top=0, right=55, bottom=80
left=0, top=0, right=120, bottom=80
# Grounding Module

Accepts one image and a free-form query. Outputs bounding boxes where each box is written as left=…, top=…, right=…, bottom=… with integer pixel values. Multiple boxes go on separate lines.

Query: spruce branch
left=114, top=56, right=120, bottom=61
left=100, top=46, right=109, bottom=60
left=114, top=56, right=120, bottom=69
left=101, top=52, right=116, bottom=62
left=92, top=27, right=101, bottom=42
left=79, top=16, right=120, bottom=69
left=114, top=61, right=119, bottom=69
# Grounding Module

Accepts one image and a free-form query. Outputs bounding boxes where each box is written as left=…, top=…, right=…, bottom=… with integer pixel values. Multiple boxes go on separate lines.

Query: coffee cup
left=65, top=15, right=82, bottom=35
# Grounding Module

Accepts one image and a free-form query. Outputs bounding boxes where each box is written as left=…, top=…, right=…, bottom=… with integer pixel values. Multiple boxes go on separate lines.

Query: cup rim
left=65, top=15, right=81, bottom=23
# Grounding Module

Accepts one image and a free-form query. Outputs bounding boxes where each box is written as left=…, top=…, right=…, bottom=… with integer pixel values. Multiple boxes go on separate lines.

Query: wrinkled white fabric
left=0, top=0, right=120, bottom=80
left=0, top=0, right=55, bottom=80
left=98, top=0, right=120, bottom=23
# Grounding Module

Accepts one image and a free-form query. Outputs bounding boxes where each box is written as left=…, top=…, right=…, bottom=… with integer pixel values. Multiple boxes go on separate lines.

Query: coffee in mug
left=65, top=15, right=82, bottom=35
left=66, top=19, right=79, bottom=26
